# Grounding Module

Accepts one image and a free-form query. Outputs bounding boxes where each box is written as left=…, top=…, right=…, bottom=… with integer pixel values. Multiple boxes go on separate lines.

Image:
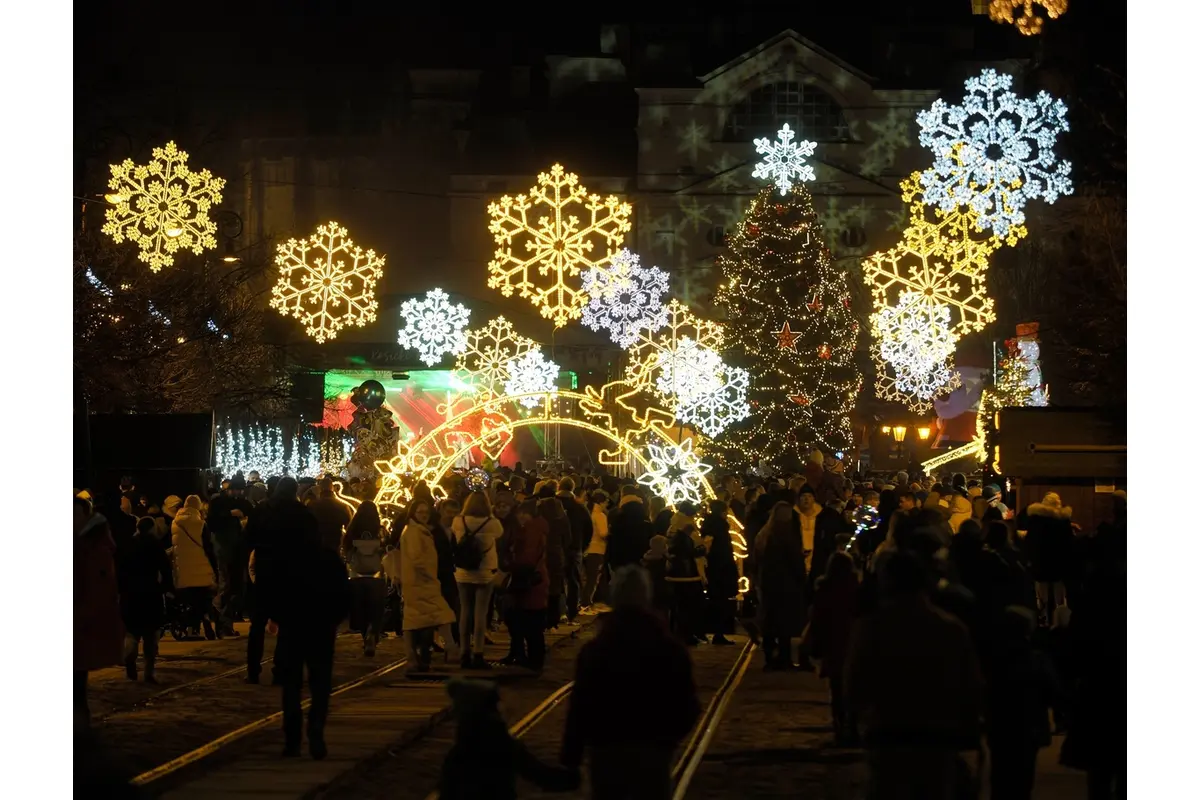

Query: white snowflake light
left=752, top=123, right=817, bottom=196
left=396, top=288, right=471, bottom=367
left=637, top=439, right=713, bottom=506
left=655, top=337, right=724, bottom=407
left=677, top=365, right=751, bottom=438
left=872, top=292, right=959, bottom=381
left=504, top=349, right=559, bottom=408
left=917, top=69, right=1073, bottom=238
left=579, top=249, right=670, bottom=347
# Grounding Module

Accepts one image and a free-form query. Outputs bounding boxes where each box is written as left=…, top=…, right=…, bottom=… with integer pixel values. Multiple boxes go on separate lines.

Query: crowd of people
left=74, top=453, right=1125, bottom=799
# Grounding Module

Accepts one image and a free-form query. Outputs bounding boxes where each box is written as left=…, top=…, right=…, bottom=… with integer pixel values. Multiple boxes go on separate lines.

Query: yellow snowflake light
left=487, top=164, right=633, bottom=327
left=101, top=141, right=226, bottom=272
left=898, top=170, right=1027, bottom=258
left=989, top=0, right=1067, bottom=36
left=270, top=221, right=385, bottom=344
left=624, top=299, right=725, bottom=396
left=455, top=316, right=540, bottom=398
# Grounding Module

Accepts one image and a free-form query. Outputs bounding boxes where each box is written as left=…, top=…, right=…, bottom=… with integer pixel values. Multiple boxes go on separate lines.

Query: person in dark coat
left=538, top=497, right=570, bottom=629
left=556, top=478, right=591, bottom=622
left=433, top=498, right=464, bottom=652
left=982, top=521, right=1037, bottom=616
left=1021, top=492, right=1075, bottom=621
left=605, top=486, right=652, bottom=573
left=258, top=478, right=351, bottom=759
left=75, top=496, right=125, bottom=730
left=118, top=517, right=174, bottom=683
left=561, top=566, right=701, bottom=800
left=506, top=500, right=550, bottom=670
left=753, top=501, right=808, bottom=670
left=806, top=550, right=860, bottom=746
left=700, top=500, right=738, bottom=645
left=207, top=477, right=255, bottom=632
left=307, top=476, right=352, bottom=554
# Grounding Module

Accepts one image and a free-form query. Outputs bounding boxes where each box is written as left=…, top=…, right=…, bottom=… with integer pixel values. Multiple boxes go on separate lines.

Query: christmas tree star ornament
left=270, top=221, right=385, bottom=344
left=806, top=295, right=824, bottom=313
left=751, top=123, right=817, bottom=196
left=579, top=248, right=670, bottom=348
left=395, top=288, right=470, bottom=366
left=775, top=321, right=799, bottom=351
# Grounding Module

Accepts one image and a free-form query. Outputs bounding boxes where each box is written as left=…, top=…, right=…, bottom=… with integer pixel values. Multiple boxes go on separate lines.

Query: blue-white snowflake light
left=579, top=249, right=670, bottom=348
left=655, top=337, right=724, bottom=407
left=637, top=438, right=713, bottom=506
left=504, top=348, right=559, bottom=409
left=872, top=292, right=958, bottom=383
left=917, top=68, right=1072, bottom=238
left=677, top=365, right=751, bottom=438
left=752, top=123, right=817, bottom=196
left=396, top=288, right=471, bottom=367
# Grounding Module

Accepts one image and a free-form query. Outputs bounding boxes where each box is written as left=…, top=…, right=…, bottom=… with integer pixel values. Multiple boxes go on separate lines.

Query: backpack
left=348, top=535, right=383, bottom=576
left=454, top=517, right=491, bottom=571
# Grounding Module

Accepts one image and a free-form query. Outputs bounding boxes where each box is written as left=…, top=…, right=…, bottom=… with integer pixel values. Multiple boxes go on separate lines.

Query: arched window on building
left=723, top=82, right=851, bottom=142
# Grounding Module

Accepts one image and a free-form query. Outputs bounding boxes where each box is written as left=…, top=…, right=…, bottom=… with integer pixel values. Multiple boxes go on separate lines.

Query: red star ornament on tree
left=807, top=294, right=824, bottom=313
left=775, top=321, right=799, bottom=351
left=789, top=392, right=810, bottom=406
left=817, top=343, right=832, bottom=360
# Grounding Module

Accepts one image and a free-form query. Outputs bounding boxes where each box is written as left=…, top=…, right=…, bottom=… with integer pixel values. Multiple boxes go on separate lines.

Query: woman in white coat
left=451, top=491, right=504, bottom=669
left=171, top=495, right=217, bottom=639
left=400, top=499, right=456, bottom=676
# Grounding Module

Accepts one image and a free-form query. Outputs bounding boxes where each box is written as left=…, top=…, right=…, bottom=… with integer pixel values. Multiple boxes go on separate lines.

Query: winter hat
left=162, top=495, right=183, bottom=519
left=183, top=494, right=204, bottom=512
left=798, top=483, right=816, bottom=497
left=609, top=565, right=652, bottom=610
left=229, top=476, right=247, bottom=490
left=809, top=450, right=825, bottom=466
left=982, top=484, right=1001, bottom=500
left=676, top=500, right=698, bottom=517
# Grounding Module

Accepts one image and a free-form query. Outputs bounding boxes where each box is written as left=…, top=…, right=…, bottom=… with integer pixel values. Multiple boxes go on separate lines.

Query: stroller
left=160, top=590, right=218, bottom=641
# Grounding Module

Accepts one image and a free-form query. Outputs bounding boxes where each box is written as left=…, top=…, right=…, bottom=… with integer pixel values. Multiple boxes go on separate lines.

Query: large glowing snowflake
left=871, top=342, right=961, bottom=415
left=579, top=249, right=670, bottom=347
left=989, top=0, right=1067, bottom=36
left=898, top=171, right=1027, bottom=256
left=752, top=123, right=816, bottom=196
left=655, top=338, right=725, bottom=407
left=872, top=292, right=958, bottom=380
left=456, top=316, right=539, bottom=397
left=625, top=299, right=724, bottom=392
left=917, top=69, right=1073, bottom=238
left=487, top=164, right=633, bottom=328
left=396, top=288, right=470, bottom=366
left=637, top=439, right=713, bottom=506
left=101, top=141, right=226, bottom=272
left=270, top=221, right=385, bottom=344
left=677, top=365, right=751, bottom=438
left=504, top=349, right=559, bottom=409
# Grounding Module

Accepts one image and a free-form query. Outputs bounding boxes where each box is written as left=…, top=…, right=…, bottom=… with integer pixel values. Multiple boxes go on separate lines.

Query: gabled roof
left=699, top=29, right=875, bottom=86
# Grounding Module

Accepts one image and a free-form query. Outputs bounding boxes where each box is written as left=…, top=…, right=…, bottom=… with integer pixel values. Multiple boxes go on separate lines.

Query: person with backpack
left=451, top=491, right=504, bottom=669
left=342, top=501, right=387, bottom=657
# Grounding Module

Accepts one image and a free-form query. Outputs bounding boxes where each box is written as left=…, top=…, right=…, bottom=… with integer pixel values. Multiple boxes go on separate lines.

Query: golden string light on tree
left=101, top=141, right=226, bottom=272
left=270, top=221, right=385, bottom=344
left=487, top=164, right=633, bottom=327
left=989, top=0, right=1067, bottom=36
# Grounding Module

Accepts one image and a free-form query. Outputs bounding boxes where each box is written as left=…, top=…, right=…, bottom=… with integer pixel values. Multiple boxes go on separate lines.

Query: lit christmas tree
left=712, top=182, right=862, bottom=468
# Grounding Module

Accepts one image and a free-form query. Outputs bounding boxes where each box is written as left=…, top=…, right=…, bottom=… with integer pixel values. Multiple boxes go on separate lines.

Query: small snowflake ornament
left=579, top=249, right=670, bottom=348
left=677, top=366, right=751, bottom=438
left=396, top=288, right=471, bottom=366
left=917, top=69, right=1072, bottom=238
left=504, top=349, right=559, bottom=409
left=752, top=123, right=817, bottom=196
left=637, top=438, right=713, bottom=506
left=872, top=292, right=958, bottom=380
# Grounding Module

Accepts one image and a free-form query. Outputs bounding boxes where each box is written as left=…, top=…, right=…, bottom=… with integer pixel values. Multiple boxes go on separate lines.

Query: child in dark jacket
left=438, top=679, right=579, bottom=800
left=806, top=551, right=860, bottom=746
left=117, top=517, right=175, bottom=683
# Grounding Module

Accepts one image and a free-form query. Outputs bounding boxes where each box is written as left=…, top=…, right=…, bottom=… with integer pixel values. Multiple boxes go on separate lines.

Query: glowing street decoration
left=676, top=365, right=751, bottom=438
left=270, top=221, right=385, bottom=344
left=625, top=299, right=724, bottom=396
left=504, top=349, right=559, bottom=409
left=579, top=249, right=670, bottom=348
left=455, top=316, right=539, bottom=398
left=871, top=342, right=961, bottom=415
left=872, top=292, right=959, bottom=385
left=396, top=288, right=470, bottom=366
left=989, top=0, right=1067, bottom=36
left=654, top=338, right=725, bottom=408
left=917, top=69, right=1073, bottom=238
left=898, top=170, right=1026, bottom=257
left=637, top=439, right=713, bottom=506
left=751, top=123, right=816, bottom=196
left=487, top=164, right=633, bottom=327
left=101, top=141, right=226, bottom=271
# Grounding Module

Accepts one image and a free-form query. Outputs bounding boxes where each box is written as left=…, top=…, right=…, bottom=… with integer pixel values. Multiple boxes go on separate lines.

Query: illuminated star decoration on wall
left=751, top=123, right=817, bottom=196
left=676, top=365, right=751, bottom=438
left=456, top=316, right=539, bottom=398
left=487, top=163, right=633, bottom=327
left=579, top=248, right=670, bottom=348
left=504, top=349, right=559, bottom=409
left=775, top=321, right=798, bottom=351
left=101, top=141, right=226, bottom=272
left=637, top=439, right=713, bottom=506
left=989, top=0, right=1067, bottom=36
left=270, top=221, right=385, bottom=344
left=396, top=288, right=471, bottom=366
left=917, top=68, right=1073, bottom=238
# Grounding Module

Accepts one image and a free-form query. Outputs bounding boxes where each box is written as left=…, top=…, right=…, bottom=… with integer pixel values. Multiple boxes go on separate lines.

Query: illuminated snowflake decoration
left=579, top=249, right=670, bottom=347
left=101, top=141, right=226, bottom=272
left=487, top=163, right=633, bottom=327
left=625, top=299, right=724, bottom=394
left=899, top=171, right=1027, bottom=256
left=872, top=292, right=958, bottom=381
left=989, top=0, right=1067, bottom=36
left=395, top=288, right=470, bottom=366
left=871, top=342, right=962, bottom=415
left=655, top=338, right=725, bottom=407
left=677, top=365, right=751, bottom=438
left=752, top=123, right=817, bottom=196
left=917, top=69, right=1073, bottom=238
left=504, top=349, right=559, bottom=409
left=637, top=439, right=713, bottom=506
left=456, top=316, right=539, bottom=397
left=270, top=221, right=385, bottom=344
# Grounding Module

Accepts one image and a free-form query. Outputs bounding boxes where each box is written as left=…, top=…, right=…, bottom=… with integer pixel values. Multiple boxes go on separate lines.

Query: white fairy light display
left=579, top=249, right=670, bottom=348
left=676, top=365, right=752, bottom=438
left=395, top=287, right=471, bottom=367
left=917, top=69, right=1073, bottom=238
left=872, top=292, right=958, bottom=382
left=654, top=337, right=725, bottom=407
left=637, top=439, right=713, bottom=506
left=504, top=349, right=559, bottom=408
left=751, top=123, right=817, bottom=196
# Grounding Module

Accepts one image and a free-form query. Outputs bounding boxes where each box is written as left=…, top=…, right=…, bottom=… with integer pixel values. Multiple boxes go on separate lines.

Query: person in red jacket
left=74, top=495, right=125, bottom=731
left=507, top=500, right=550, bottom=671
left=561, top=566, right=701, bottom=800
left=806, top=550, right=861, bottom=746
